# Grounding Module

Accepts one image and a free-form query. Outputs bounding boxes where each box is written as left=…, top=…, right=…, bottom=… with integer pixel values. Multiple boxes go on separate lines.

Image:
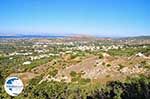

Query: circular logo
left=4, top=76, right=24, bottom=96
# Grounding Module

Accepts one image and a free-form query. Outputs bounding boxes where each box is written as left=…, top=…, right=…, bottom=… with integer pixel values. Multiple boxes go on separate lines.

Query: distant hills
left=0, top=33, right=150, bottom=39
left=0, top=33, right=66, bottom=38
left=118, top=36, right=150, bottom=40
left=0, top=33, right=19, bottom=36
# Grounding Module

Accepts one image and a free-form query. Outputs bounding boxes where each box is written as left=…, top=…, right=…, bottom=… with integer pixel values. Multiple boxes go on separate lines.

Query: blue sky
left=0, top=0, right=149, bottom=37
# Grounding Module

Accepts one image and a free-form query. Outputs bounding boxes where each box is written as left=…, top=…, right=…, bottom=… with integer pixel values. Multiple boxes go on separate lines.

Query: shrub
left=106, top=64, right=111, bottom=67
left=70, top=71, right=77, bottom=77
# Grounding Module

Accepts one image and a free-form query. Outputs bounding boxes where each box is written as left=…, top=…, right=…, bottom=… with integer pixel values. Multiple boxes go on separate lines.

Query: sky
left=0, top=0, right=149, bottom=37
